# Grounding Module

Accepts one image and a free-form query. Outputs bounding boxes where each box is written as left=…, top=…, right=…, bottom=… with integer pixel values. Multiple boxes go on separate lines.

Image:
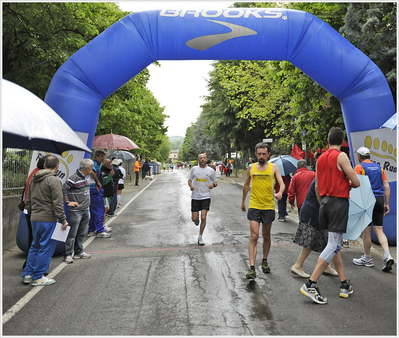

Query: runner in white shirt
left=187, top=153, right=218, bottom=245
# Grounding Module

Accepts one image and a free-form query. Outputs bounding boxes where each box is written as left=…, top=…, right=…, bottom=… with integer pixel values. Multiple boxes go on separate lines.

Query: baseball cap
left=112, top=159, right=120, bottom=165
left=356, top=146, right=370, bottom=156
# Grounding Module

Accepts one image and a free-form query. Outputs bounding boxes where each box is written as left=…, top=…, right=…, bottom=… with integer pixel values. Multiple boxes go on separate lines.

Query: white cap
left=357, top=146, right=370, bottom=156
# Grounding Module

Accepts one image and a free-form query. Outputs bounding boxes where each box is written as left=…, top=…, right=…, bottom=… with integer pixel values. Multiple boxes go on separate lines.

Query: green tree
left=158, top=135, right=172, bottom=163
left=3, top=2, right=125, bottom=99
left=339, top=3, right=396, bottom=102
left=3, top=3, right=169, bottom=158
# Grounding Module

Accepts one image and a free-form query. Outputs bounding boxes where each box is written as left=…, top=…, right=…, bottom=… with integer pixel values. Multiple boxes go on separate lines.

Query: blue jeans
left=22, top=221, right=57, bottom=280
left=65, top=208, right=90, bottom=256
left=108, top=186, right=118, bottom=215
left=277, top=193, right=288, bottom=219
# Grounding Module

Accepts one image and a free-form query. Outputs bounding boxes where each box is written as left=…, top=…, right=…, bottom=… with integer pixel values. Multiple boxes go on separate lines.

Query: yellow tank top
left=249, top=163, right=275, bottom=210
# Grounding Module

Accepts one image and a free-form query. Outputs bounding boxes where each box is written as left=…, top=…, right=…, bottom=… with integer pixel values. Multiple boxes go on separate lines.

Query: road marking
left=2, top=179, right=156, bottom=325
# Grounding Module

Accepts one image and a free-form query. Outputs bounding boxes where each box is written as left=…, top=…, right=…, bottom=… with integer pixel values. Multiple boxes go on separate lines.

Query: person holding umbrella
left=300, top=127, right=360, bottom=305
left=352, top=146, right=393, bottom=272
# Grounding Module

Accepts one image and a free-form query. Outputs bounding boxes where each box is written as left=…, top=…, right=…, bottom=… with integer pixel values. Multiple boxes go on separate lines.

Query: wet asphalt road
left=2, top=169, right=397, bottom=336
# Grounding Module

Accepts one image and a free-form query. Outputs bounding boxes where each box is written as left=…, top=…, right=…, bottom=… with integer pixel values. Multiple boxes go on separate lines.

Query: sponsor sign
left=350, top=128, right=397, bottom=182
left=28, top=132, right=88, bottom=184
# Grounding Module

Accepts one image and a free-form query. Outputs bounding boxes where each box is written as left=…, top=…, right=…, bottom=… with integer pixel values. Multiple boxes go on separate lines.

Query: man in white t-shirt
left=187, top=153, right=218, bottom=245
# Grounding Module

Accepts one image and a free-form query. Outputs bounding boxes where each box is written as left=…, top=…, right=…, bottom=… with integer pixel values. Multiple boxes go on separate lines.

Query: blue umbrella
left=343, top=175, right=376, bottom=240
left=268, top=155, right=298, bottom=176
left=108, top=150, right=136, bottom=161
left=380, top=112, right=397, bottom=130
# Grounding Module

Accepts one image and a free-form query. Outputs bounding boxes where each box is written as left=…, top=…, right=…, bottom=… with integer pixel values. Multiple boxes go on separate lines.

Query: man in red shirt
left=300, top=127, right=360, bottom=305
left=288, top=159, right=315, bottom=214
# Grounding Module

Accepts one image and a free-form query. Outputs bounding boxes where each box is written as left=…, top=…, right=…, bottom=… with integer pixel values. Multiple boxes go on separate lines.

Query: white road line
left=2, top=179, right=156, bottom=325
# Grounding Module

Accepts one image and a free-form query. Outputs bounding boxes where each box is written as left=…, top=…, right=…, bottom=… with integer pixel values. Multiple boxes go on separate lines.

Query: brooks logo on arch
left=186, top=20, right=257, bottom=51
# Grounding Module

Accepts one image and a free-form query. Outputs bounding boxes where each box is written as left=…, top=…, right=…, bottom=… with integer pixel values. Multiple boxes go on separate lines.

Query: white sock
left=117, top=195, right=121, bottom=205
left=365, top=254, right=372, bottom=259
left=384, top=250, right=391, bottom=259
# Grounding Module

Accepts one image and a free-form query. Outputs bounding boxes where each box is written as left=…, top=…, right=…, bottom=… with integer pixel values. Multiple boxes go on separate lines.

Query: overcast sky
left=117, top=1, right=234, bottom=137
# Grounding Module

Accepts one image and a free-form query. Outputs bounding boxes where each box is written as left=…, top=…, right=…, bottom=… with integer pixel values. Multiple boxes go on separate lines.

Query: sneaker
left=87, top=231, right=97, bottom=237
left=104, top=226, right=112, bottom=232
left=342, top=239, right=350, bottom=248
left=300, top=283, right=327, bottom=304
left=246, top=267, right=256, bottom=280
left=107, top=214, right=116, bottom=217
left=32, top=276, right=55, bottom=286
left=198, top=236, right=205, bottom=246
left=278, top=218, right=286, bottom=222
left=75, top=252, right=91, bottom=259
left=353, top=255, right=374, bottom=267
left=194, top=219, right=199, bottom=226
left=382, top=256, right=394, bottom=272
left=262, top=259, right=270, bottom=273
left=64, top=255, right=73, bottom=264
left=96, top=231, right=111, bottom=238
left=339, top=280, right=354, bottom=298
left=22, top=275, right=32, bottom=284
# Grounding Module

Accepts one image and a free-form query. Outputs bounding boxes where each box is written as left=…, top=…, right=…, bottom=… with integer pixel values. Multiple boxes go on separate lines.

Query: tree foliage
left=3, top=3, right=168, bottom=161
left=182, top=2, right=395, bottom=157
left=339, top=2, right=396, bottom=102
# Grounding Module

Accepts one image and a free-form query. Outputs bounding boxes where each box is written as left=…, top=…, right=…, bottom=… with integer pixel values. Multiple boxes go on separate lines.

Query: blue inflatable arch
left=41, top=8, right=397, bottom=248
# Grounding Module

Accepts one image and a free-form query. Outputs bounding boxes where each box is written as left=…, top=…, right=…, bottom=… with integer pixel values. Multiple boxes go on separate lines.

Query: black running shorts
left=371, top=196, right=384, bottom=226
left=247, top=208, right=275, bottom=224
left=191, top=199, right=211, bottom=212
left=319, top=196, right=349, bottom=233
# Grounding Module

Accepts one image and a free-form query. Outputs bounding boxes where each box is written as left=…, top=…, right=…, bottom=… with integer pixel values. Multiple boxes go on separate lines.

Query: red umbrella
left=92, top=133, right=139, bottom=150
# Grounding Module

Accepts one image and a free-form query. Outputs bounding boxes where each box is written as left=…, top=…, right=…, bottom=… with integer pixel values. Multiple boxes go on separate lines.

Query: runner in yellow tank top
left=248, top=161, right=276, bottom=210
left=241, top=142, right=285, bottom=280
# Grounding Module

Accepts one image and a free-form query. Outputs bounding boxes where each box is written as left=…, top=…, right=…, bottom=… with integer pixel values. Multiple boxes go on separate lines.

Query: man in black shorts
left=353, top=146, right=393, bottom=272
left=300, top=127, right=360, bottom=304
left=187, top=153, right=218, bottom=246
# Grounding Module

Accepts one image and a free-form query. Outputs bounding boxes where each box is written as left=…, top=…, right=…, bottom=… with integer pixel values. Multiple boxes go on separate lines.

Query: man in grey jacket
left=21, top=155, right=68, bottom=286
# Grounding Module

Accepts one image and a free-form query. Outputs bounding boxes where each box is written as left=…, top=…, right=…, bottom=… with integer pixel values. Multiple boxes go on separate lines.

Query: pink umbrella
left=92, top=133, right=139, bottom=150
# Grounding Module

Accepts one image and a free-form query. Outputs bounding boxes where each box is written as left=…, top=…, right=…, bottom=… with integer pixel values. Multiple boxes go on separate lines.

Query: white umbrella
left=2, top=79, right=91, bottom=154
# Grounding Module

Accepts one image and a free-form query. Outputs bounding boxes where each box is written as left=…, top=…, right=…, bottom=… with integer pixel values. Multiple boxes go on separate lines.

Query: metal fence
left=2, top=149, right=138, bottom=195
left=2, top=148, right=31, bottom=194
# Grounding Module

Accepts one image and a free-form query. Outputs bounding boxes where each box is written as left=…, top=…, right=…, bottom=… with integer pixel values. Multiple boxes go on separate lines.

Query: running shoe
left=87, top=231, right=97, bottom=237
left=75, top=252, right=91, bottom=259
left=382, top=256, right=394, bottom=272
left=198, top=236, right=205, bottom=246
left=96, top=231, right=111, bottom=238
left=300, top=283, right=327, bottom=304
left=32, top=276, right=55, bottom=286
left=64, top=255, right=73, bottom=264
left=353, top=255, right=374, bottom=267
left=339, top=280, right=354, bottom=298
left=22, top=275, right=32, bottom=284
left=194, top=219, right=199, bottom=226
left=262, top=259, right=270, bottom=273
left=342, top=239, right=350, bottom=248
left=246, top=267, right=256, bottom=280
left=104, top=226, right=112, bottom=232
